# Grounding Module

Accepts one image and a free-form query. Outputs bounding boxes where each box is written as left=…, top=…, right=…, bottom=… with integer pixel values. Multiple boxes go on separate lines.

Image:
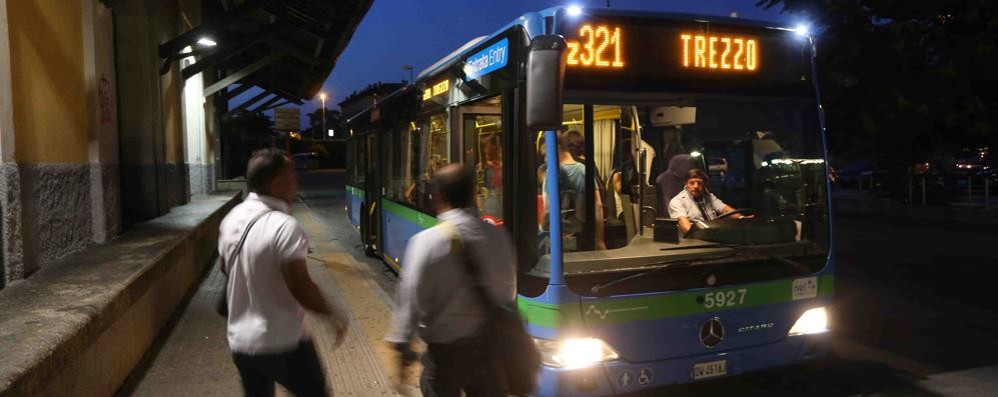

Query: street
left=300, top=169, right=998, bottom=396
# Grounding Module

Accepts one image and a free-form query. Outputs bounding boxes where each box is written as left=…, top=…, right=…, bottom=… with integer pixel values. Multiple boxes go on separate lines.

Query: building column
left=84, top=0, right=120, bottom=243
left=0, top=0, right=22, bottom=287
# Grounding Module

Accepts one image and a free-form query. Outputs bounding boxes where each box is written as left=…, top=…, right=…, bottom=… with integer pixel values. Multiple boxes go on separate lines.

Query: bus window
left=384, top=128, right=403, bottom=201
left=461, top=96, right=503, bottom=223
left=402, top=121, right=423, bottom=207
left=425, top=113, right=449, bottom=175
left=404, top=112, right=450, bottom=214
left=538, top=105, right=637, bottom=252
left=539, top=105, right=595, bottom=252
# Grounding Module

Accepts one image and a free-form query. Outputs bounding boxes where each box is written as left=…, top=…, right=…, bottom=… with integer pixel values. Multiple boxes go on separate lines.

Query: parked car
left=293, top=152, right=321, bottom=169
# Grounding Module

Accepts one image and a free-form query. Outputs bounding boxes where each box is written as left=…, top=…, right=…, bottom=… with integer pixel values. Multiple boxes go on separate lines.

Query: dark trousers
left=231, top=340, right=329, bottom=397
left=420, top=335, right=503, bottom=397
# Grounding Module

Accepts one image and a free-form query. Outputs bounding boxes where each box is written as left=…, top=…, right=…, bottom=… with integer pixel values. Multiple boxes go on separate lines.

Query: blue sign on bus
left=464, top=38, right=508, bottom=80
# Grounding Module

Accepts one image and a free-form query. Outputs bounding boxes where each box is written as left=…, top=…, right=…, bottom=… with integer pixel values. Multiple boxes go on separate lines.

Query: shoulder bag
left=445, top=222, right=541, bottom=395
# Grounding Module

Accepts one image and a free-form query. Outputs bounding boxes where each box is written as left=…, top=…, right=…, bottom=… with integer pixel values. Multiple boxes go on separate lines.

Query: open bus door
left=361, top=133, right=381, bottom=257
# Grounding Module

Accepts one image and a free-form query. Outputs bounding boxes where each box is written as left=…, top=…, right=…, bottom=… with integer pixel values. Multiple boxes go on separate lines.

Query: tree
left=306, top=108, right=342, bottom=140
left=758, top=0, right=998, bottom=197
left=220, top=111, right=275, bottom=178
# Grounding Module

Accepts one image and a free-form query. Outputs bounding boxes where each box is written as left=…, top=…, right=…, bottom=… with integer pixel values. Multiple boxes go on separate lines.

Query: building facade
left=0, top=0, right=217, bottom=288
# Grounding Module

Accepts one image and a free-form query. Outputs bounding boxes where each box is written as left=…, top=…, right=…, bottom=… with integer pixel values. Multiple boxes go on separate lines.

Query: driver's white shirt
left=668, top=189, right=727, bottom=222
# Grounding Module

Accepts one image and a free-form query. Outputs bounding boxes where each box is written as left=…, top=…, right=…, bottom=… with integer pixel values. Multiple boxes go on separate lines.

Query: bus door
left=361, top=133, right=381, bottom=256
left=456, top=95, right=504, bottom=225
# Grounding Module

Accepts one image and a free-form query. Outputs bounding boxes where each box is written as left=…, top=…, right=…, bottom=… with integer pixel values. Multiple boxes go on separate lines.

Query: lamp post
left=402, top=65, right=413, bottom=83
left=319, top=92, right=326, bottom=141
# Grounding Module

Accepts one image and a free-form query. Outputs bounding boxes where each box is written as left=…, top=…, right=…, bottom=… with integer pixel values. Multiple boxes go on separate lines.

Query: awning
left=157, top=0, right=372, bottom=107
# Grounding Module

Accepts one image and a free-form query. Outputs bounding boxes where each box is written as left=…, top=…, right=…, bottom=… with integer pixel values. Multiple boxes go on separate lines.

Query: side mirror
left=525, top=35, right=567, bottom=130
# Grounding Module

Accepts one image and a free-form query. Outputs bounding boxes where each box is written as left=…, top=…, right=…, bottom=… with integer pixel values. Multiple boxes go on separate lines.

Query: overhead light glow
left=328, top=129, right=335, bottom=137
left=690, top=151, right=702, bottom=157
left=197, top=37, right=217, bottom=46
left=567, top=5, right=583, bottom=17
left=794, top=24, right=810, bottom=36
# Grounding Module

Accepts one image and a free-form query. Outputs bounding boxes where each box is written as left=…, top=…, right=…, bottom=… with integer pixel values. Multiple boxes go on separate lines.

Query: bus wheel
left=364, top=244, right=377, bottom=258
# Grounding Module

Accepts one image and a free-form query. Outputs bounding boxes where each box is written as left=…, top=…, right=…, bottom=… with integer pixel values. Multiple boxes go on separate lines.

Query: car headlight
left=788, top=306, right=829, bottom=336
left=533, top=337, right=620, bottom=369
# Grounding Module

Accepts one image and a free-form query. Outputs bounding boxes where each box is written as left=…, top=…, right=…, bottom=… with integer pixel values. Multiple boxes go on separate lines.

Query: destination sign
left=423, top=79, right=449, bottom=101
left=680, top=34, right=758, bottom=71
left=463, top=38, right=509, bottom=80
left=556, top=15, right=810, bottom=94
left=566, top=24, right=625, bottom=69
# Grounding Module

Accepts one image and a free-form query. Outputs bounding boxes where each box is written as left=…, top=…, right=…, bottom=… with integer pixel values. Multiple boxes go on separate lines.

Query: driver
left=668, top=168, right=745, bottom=234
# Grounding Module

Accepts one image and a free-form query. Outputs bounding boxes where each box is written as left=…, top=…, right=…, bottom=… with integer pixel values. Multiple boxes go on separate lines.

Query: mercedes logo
left=699, top=317, right=725, bottom=348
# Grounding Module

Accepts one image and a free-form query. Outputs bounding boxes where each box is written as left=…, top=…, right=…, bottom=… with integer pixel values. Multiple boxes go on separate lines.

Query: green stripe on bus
left=381, top=199, right=439, bottom=229
left=517, top=275, right=834, bottom=328
left=345, top=185, right=365, bottom=198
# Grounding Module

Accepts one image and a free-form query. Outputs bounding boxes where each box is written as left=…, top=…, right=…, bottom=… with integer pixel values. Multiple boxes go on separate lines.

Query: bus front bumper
left=531, top=332, right=830, bottom=397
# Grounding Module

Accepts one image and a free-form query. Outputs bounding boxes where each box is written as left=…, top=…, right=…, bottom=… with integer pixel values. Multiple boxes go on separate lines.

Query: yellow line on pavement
left=294, top=204, right=423, bottom=390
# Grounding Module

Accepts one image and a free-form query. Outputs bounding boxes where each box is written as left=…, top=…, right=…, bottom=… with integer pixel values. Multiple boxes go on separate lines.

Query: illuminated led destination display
left=556, top=14, right=810, bottom=94
left=565, top=24, right=625, bottom=68
left=563, top=24, right=759, bottom=73
left=423, top=79, right=449, bottom=101
left=680, top=34, right=758, bottom=71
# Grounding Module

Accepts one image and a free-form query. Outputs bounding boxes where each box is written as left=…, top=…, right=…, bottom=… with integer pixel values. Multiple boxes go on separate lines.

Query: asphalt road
left=298, top=168, right=998, bottom=396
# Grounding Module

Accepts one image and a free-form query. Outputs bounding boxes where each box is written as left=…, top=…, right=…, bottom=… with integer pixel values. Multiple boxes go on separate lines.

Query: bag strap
left=221, top=210, right=272, bottom=275
left=440, top=221, right=499, bottom=313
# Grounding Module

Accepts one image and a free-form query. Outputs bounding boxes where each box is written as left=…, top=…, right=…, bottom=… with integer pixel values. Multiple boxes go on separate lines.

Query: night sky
left=233, top=0, right=800, bottom=125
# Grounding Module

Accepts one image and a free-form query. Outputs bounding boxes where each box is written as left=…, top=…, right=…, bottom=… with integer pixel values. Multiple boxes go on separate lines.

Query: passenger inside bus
left=536, top=129, right=611, bottom=250
left=571, top=139, right=609, bottom=251
left=556, top=130, right=586, bottom=236
left=476, top=133, right=503, bottom=222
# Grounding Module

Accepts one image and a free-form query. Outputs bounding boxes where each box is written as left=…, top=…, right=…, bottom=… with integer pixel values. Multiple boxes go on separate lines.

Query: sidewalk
left=0, top=193, right=239, bottom=397
left=118, top=200, right=421, bottom=396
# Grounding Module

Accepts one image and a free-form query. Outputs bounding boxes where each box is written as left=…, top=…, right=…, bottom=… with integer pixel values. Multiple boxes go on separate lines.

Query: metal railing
left=904, top=174, right=993, bottom=210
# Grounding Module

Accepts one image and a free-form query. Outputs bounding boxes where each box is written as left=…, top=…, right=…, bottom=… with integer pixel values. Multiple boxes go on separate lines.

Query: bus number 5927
left=703, top=289, right=747, bottom=309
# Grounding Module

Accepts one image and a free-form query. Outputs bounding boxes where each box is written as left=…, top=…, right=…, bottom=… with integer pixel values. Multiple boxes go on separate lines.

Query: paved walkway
left=117, top=200, right=422, bottom=396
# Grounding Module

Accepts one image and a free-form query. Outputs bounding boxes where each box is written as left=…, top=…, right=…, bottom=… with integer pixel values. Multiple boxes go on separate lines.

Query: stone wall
left=18, top=164, right=93, bottom=275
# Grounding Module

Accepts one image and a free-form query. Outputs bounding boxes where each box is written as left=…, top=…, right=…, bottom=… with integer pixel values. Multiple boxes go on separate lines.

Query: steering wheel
left=715, top=208, right=757, bottom=220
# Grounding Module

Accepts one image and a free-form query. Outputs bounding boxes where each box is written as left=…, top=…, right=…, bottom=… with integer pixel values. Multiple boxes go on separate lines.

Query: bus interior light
left=534, top=337, right=620, bottom=369
left=690, top=151, right=702, bottom=157
left=788, top=306, right=829, bottom=336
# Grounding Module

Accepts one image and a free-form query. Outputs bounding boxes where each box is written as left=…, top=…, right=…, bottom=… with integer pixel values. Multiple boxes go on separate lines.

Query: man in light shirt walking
left=388, top=163, right=517, bottom=397
left=219, top=148, right=347, bottom=397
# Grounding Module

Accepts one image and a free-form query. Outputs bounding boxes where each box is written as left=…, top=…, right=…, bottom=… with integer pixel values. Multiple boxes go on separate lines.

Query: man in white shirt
left=388, top=163, right=516, bottom=397
left=219, top=148, right=347, bottom=397
left=669, top=168, right=745, bottom=234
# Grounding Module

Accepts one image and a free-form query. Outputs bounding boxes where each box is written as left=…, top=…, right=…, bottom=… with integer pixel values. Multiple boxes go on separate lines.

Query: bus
left=345, top=6, right=832, bottom=396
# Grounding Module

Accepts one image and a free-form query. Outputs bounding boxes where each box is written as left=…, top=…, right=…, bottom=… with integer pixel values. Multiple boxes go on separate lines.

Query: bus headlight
left=788, top=307, right=829, bottom=336
left=534, top=337, right=620, bottom=369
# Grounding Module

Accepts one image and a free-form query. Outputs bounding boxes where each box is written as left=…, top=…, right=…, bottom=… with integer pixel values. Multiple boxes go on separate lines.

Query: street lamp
left=402, top=65, right=413, bottom=83
left=319, top=92, right=326, bottom=140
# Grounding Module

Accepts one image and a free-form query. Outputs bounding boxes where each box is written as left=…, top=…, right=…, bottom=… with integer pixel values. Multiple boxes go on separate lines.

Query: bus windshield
left=534, top=94, right=830, bottom=294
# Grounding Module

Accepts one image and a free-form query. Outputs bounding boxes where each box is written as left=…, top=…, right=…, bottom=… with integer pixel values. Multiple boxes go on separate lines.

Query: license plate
left=692, top=360, right=728, bottom=380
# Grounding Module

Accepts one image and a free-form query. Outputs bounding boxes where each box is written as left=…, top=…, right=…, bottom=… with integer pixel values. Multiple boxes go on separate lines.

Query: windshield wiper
left=589, top=252, right=737, bottom=297
left=659, top=243, right=744, bottom=252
